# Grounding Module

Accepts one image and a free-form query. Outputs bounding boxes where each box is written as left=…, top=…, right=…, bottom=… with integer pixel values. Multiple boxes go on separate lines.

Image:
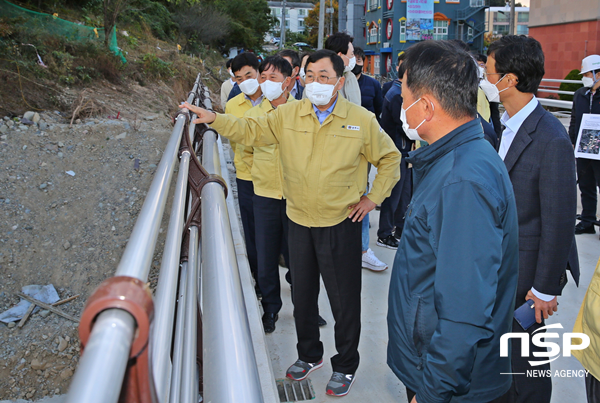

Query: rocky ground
left=0, top=79, right=220, bottom=401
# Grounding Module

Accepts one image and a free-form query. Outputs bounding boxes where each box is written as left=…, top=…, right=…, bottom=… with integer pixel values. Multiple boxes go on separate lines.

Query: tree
left=212, top=0, right=277, bottom=51
left=305, top=0, right=338, bottom=48
left=173, top=3, right=231, bottom=49
left=103, top=0, right=130, bottom=48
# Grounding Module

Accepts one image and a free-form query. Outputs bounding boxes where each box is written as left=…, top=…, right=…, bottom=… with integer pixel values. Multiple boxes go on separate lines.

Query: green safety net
left=0, top=0, right=126, bottom=63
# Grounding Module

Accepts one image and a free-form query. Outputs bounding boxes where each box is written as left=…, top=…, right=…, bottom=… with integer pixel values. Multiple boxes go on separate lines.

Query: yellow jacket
left=211, top=95, right=401, bottom=228
left=244, top=95, right=295, bottom=200
left=573, top=256, right=600, bottom=380
left=477, top=87, right=491, bottom=122
left=224, top=93, right=262, bottom=181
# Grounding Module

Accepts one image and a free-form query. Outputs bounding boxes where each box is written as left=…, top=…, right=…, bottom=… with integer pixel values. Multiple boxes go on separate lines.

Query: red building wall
left=529, top=19, right=600, bottom=80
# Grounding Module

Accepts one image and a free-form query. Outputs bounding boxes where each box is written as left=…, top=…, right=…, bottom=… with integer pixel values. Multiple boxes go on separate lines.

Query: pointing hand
left=178, top=102, right=217, bottom=124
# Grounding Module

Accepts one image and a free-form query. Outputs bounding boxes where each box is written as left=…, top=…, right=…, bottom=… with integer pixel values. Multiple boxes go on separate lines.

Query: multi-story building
left=528, top=0, right=600, bottom=80
left=485, top=6, right=529, bottom=37
left=359, top=0, right=489, bottom=78
left=265, top=1, right=314, bottom=42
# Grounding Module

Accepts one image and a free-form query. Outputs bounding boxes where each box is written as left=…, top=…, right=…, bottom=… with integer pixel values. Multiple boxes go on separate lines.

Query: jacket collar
left=298, top=94, right=349, bottom=120
left=407, top=118, right=484, bottom=172
left=503, top=103, right=545, bottom=173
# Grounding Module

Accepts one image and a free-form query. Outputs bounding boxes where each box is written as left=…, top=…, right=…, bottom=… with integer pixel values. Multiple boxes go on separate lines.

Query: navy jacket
left=380, top=80, right=413, bottom=155
left=382, top=80, right=394, bottom=98
left=568, top=85, right=600, bottom=145
left=504, top=103, right=579, bottom=305
left=357, top=73, right=383, bottom=121
left=227, top=82, right=241, bottom=101
left=388, top=119, right=519, bottom=403
left=292, top=79, right=304, bottom=100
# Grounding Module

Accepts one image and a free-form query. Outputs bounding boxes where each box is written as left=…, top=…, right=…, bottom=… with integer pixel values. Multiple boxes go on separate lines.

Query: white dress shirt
left=497, top=95, right=555, bottom=302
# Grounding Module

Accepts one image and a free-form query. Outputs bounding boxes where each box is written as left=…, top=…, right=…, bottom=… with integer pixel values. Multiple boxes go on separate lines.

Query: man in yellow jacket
left=182, top=50, right=400, bottom=397
left=573, top=255, right=600, bottom=401
left=225, top=52, right=264, bottom=286
left=245, top=55, right=295, bottom=334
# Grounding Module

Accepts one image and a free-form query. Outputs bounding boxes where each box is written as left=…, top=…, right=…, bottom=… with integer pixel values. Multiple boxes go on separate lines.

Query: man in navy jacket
left=387, top=40, right=519, bottom=403
left=353, top=47, right=383, bottom=122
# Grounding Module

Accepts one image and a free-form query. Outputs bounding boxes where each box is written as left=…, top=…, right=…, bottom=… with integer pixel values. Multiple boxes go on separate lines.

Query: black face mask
left=352, top=64, right=364, bottom=76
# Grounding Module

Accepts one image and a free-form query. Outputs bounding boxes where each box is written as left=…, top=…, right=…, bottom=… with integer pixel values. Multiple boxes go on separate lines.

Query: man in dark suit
left=486, top=35, right=580, bottom=403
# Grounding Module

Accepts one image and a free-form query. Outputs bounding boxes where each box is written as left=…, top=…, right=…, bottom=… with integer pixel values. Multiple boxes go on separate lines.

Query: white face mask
left=478, top=66, right=485, bottom=79
left=400, top=98, right=434, bottom=142
left=582, top=76, right=595, bottom=88
left=305, top=79, right=340, bottom=106
left=344, top=56, right=356, bottom=73
left=479, top=74, right=508, bottom=103
left=260, top=80, right=285, bottom=101
left=299, top=67, right=306, bottom=80
left=239, top=78, right=260, bottom=96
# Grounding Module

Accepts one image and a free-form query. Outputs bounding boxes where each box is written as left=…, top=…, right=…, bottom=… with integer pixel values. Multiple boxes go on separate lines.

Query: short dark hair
left=324, top=32, right=354, bottom=55
left=487, top=35, right=545, bottom=93
left=397, top=53, right=406, bottom=78
left=259, top=55, right=292, bottom=77
left=397, top=52, right=406, bottom=66
left=403, top=40, right=478, bottom=119
left=225, top=58, right=233, bottom=69
left=476, top=53, right=487, bottom=64
left=354, top=46, right=365, bottom=60
left=305, top=49, right=345, bottom=78
left=231, top=52, right=259, bottom=74
left=450, top=39, right=470, bottom=52
left=278, top=49, right=301, bottom=68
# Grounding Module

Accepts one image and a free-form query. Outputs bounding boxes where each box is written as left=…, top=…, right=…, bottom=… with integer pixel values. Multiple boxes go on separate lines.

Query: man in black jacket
left=487, top=35, right=580, bottom=403
left=569, top=54, right=600, bottom=235
left=376, top=60, right=412, bottom=249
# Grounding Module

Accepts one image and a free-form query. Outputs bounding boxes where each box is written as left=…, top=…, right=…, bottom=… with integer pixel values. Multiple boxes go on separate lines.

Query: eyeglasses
left=304, top=74, right=339, bottom=84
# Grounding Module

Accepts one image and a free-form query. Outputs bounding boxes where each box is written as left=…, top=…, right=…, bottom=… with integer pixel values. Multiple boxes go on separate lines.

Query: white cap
left=580, top=55, right=600, bottom=74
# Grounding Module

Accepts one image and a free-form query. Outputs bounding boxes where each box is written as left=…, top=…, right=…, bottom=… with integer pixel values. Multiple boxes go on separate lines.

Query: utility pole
left=318, top=0, right=325, bottom=49
left=329, top=0, right=333, bottom=36
left=280, top=0, right=287, bottom=49
left=509, top=0, right=515, bottom=35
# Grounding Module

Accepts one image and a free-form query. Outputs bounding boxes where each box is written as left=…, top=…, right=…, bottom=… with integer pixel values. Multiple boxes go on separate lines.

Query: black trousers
left=288, top=218, right=362, bottom=374
left=577, top=158, right=600, bottom=223
left=378, top=158, right=412, bottom=238
left=406, top=387, right=510, bottom=403
left=236, top=178, right=258, bottom=279
left=586, top=373, right=600, bottom=403
left=253, top=195, right=289, bottom=314
left=507, top=319, right=552, bottom=403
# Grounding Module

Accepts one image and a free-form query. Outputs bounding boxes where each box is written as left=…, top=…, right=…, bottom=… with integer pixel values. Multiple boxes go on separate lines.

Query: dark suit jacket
left=504, top=103, right=580, bottom=304
left=293, top=79, right=304, bottom=100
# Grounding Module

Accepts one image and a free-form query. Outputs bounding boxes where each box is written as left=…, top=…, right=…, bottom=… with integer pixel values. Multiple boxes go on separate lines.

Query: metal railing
left=66, top=74, right=267, bottom=403
left=537, top=78, right=582, bottom=111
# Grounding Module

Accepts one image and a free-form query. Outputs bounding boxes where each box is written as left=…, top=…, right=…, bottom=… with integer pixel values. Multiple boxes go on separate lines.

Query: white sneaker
left=362, top=248, right=388, bottom=271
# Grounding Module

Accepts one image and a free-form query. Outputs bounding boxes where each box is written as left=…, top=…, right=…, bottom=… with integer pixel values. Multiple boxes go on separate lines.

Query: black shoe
left=376, top=234, right=398, bottom=250
left=318, top=315, right=327, bottom=327
left=262, top=312, right=278, bottom=333
left=575, top=222, right=596, bottom=234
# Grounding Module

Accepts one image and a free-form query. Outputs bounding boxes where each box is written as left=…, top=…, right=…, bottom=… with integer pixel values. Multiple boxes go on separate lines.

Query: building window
left=433, top=20, right=448, bottom=40
left=285, top=20, right=289, bottom=28
left=469, top=0, right=485, bottom=6
left=467, top=26, right=474, bottom=42
left=517, top=25, right=529, bottom=35
left=399, top=19, right=406, bottom=43
left=298, top=9, right=306, bottom=16
left=298, top=19, right=305, bottom=28
left=494, top=12, right=509, bottom=22
left=493, top=24, right=510, bottom=35
left=272, top=7, right=280, bottom=15
left=370, top=0, right=379, bottom=11
left=517, top=12, right=529, bottom=22
left=369, top=25, right=378, bottom=43
left=375, top=55, right=380, bottom=71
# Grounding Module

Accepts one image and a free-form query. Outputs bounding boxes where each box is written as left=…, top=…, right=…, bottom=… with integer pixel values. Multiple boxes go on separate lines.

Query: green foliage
left=119, top=0, right=178, bottom=41
left=141, top=53, right=175, bottom=79
left=212, top=0, right=277, bottom=52
left=560, top=69, right=584, bottom=102
left=284, top=30, right=309, bottom=48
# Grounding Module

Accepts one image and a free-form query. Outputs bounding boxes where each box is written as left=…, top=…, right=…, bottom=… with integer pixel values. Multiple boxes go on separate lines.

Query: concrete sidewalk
left=266, top=204, right=599, bottom=403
